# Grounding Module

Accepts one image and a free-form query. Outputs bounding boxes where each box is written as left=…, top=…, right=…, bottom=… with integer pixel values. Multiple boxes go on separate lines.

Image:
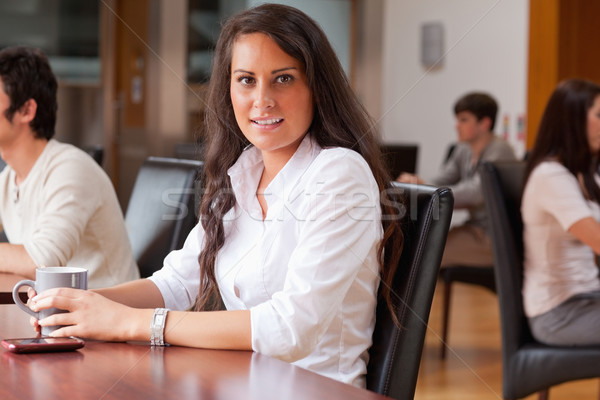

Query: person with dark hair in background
left=28, top=4, right=404, bottom=388
left=398, top=92, right=515, bottom=268
left=0, top=46, right=139, bottom=287
left=522, top=79, right=600, bottom=346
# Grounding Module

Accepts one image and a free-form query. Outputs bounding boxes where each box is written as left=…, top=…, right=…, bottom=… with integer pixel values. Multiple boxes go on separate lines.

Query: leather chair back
left=480, top=161, right=529, bottom=355
left=81, top=145, right=104, bottom=165
left=125, top=157, right=202, bottom=278
left=481, top=161, right=600, bottom=399
left=367, top=182, right=454, bottom=400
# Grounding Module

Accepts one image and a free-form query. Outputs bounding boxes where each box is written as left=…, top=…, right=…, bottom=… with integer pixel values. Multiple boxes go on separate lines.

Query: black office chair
left=367, top=182, right=454, bottom=400
left=379, top=143, right=419, bottom=177
left=438, top=142, right=495, bottom=359
left=125, top=156, right=202, bottom=278
left=481, top=161, right=600, bottom=400
left=81, top=145, right=104, bottom=165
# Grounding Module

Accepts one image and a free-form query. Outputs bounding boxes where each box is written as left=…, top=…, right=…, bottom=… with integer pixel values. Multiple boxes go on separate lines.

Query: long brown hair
left=195, top=4, right=404, bottom=320
left=524, top=78, right=600, bottom=203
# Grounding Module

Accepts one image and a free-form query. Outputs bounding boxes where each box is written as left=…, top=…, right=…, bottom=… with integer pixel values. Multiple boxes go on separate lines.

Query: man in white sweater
left=0, top=46, right=139, bottom=288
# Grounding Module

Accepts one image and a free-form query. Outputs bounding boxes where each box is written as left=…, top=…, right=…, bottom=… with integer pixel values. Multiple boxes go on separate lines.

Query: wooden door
left=527, top=0, right=600, bottom=149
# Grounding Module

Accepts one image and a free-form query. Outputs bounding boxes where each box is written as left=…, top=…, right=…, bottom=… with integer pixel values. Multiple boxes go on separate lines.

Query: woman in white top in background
left=29, top=3, right=404, bottom=387
left=522, top=78, right=600, bottom=345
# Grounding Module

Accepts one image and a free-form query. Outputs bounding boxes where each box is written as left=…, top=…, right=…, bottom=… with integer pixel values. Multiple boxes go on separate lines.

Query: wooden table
left=0, top=305, right=391, bottom=400
left=0, top=273, right=28, bottom=304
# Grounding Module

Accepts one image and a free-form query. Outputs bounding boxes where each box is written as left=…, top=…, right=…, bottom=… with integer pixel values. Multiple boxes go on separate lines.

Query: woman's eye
left=276, top=74, right=293, bottom=84
left=238, top=76, right=255, bottom=85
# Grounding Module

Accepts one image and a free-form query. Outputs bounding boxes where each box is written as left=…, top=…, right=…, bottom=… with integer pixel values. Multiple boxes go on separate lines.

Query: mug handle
left=12, top=280, right=39, bottom=318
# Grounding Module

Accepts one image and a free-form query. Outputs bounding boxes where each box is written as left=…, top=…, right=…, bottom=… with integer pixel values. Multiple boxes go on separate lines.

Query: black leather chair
left=367, top=182, right=454, bottom=400
left=480, top=161, right=600, bottom=400
left=125, top=157, right=202, bottom=278
left=81, top=145, right=104, bottom=165
left=438, top=141, right=496, bottom=358
left=380, top=143, right=419, bottom=176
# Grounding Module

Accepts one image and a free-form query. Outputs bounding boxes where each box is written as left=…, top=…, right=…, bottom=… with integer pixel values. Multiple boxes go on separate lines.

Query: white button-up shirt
left=149, top=135, right=382, bottom=387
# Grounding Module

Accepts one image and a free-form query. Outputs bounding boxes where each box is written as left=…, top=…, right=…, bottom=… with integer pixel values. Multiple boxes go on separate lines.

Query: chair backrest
left=443, top=143, right=457, bottom=164
left=479, top=161, right=531, bottom=364
left=380, top=144, right=419, bottom=176
left=81, top=145, right=104, bottom=165
left=367, top=182, right=454, bottom=400
left=125, top=156, right=202, bottom=278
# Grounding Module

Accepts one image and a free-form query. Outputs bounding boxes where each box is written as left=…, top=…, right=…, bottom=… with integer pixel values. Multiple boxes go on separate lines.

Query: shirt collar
left=227, top=134, right=322, bottom=213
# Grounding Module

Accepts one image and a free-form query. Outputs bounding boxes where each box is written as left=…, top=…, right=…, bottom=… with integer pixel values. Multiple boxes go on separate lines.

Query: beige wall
left=354, top=0, right=384, bottom=124
left=380, top=0, right=529, bottom=181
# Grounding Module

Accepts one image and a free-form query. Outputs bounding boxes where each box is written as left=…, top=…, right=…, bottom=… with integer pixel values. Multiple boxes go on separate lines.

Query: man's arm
left=396, top=172, right=426, bottom=184
left=0, top=243, right=38, bottom=278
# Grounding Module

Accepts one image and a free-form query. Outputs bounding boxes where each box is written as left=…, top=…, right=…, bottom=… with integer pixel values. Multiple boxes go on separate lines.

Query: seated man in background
left=0, top=46, right=139, bottom=287
left=398, top=92, right=516, bottom=268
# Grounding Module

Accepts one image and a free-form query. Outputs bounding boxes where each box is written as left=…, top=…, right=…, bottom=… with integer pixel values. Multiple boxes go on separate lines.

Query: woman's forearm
left=94, top=278, right=165, bottom=309
left=569, top=216, right=600, bottom=255
left=155, top=309, right=252, bottom=350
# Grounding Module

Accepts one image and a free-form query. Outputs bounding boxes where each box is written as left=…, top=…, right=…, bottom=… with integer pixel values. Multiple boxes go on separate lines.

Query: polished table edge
left=0, top=304, right=393, bottom=400
left=0, top=273, right=30, bottom=305
left=0, top=291, right=27, bottom=304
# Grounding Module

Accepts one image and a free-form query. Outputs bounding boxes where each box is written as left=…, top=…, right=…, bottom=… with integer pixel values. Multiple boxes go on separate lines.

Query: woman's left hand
left=29, top=288, right=152, bottom=342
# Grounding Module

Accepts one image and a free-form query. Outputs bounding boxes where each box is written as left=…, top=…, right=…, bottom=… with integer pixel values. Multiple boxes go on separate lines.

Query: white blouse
left=149, top=135, right=383, bottom=387
left=522, top=161, right=600, bottom=317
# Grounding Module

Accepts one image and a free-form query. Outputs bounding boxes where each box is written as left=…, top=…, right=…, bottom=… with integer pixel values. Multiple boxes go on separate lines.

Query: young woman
left=29, top=4, right=403, bottom=387
left=522, top=78, right=600, bottom=346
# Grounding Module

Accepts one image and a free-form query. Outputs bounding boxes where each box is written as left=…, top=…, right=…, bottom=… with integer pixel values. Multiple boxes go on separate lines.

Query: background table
left=0, top=273, right=27, bottom=304
left=0, top=305, right=391, bottom=400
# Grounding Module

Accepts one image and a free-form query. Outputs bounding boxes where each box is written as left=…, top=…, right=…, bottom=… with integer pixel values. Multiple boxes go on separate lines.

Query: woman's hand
left=29, top=288, right=152, bottom=342
left=26, top=287, right=41, bottom=335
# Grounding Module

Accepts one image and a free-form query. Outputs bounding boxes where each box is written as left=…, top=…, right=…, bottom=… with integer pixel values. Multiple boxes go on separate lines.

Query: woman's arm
left=159, top=309, right=251, bottom=350
left=94, top=278, right=165, bottom=309
left=31, top=287, right=251, bottom=350
left=569, top=217, right=600, bottom=255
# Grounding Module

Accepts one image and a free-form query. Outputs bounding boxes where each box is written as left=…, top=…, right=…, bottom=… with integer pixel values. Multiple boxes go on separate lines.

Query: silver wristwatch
left=150, top=308, right=169, bottom=346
